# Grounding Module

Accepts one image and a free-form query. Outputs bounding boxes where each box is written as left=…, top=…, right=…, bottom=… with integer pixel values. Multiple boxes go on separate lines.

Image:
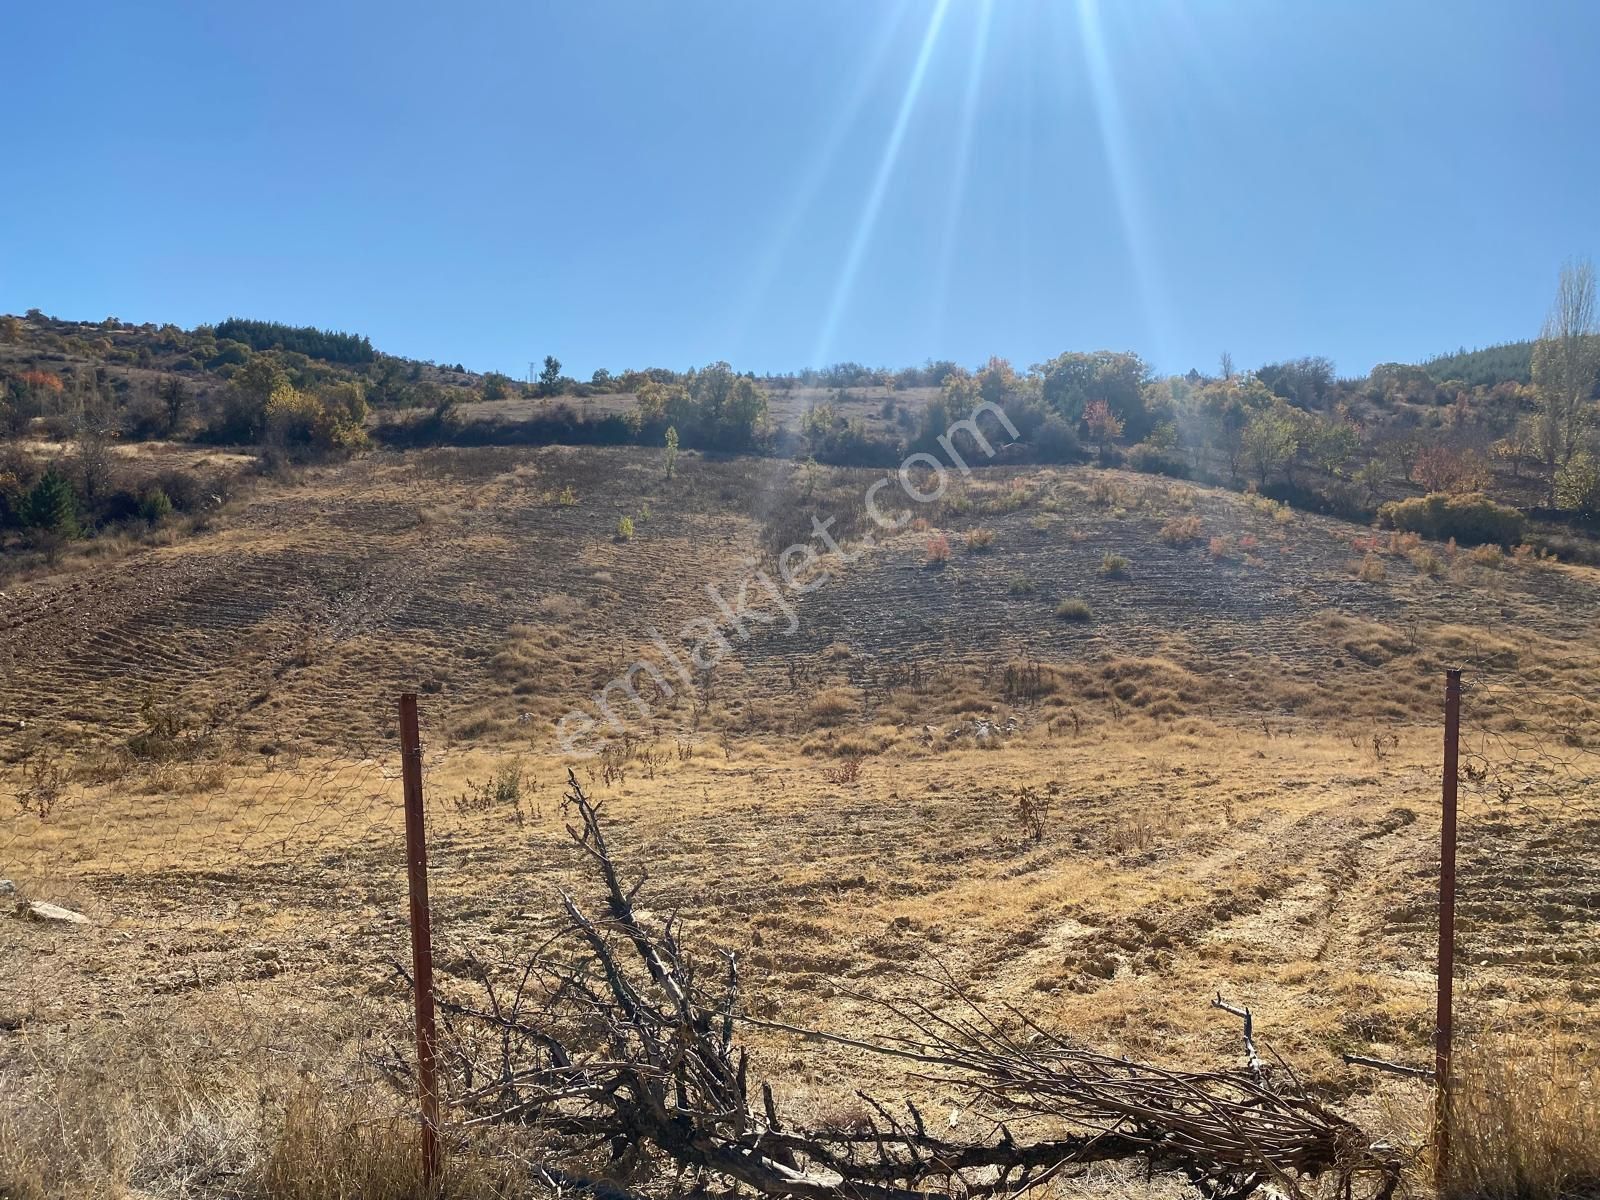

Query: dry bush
left=1100, top=552, right=1132, bottom=580
left=533, top=593, right=581, bottom=622
left=1088, top=477, right=1128, bottom=507
left=0, top=1003, right=515, bottom=1200
left=1445, top=1033, right=1600, bottom=1200
left=1007, top=573, right=1037, bottom=596
left=820, top=753, right=865, bottom=786
left=1055, top=597, right=1093, bottom=622
left=1469, top=543, right=1504, bottom=569
left=1208, top=535, right=1232, bottom=560
left=1105, top=808, right=1177, bottom=854
left=924, top=533, right=951, bottom=566
left=1386, top=530, right=1422, bottom=556
left=1158, top=515, right=1203, bottom=546
left=260, top=1090, right=516, bottom=1200
left=807, top=686, right=860, bottom=725
left=963, top=527, right=995, bottom=553
left=1355, top=553, right=1387, bottom=582
left=1410, top=548, right=1444, bottom=577
left=1011, top=783, right=1053, bottom=842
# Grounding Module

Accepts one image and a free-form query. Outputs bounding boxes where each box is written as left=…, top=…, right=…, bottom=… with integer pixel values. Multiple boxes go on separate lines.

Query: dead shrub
left=964, top=527, right=995, bottom=553
left=1158, top=515, right=1203, bottom=546
left=1469, top=543, right=1504, bottom=569
left=821, top=754, right=865, bottom=786
left=807, top=686, right=860, bottom=725
left=1011, top=784, right=1052, bottom=842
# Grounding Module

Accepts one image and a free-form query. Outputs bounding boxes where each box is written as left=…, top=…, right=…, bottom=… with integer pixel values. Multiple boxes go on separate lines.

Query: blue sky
left=3, top=1, right=1596, bottom=380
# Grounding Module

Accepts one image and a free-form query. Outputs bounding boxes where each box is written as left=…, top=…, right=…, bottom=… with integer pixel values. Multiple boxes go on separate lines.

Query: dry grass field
left=2, top=445, right=1597, bottom=1198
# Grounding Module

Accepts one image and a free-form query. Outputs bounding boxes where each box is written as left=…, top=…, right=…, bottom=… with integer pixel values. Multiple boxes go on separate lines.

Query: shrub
left=964, top=527, right=995, bottom=553
left=1355, top=552, right=1386, bottom=582
left=822, top=754, right=865, bottom=786
left=1126, top=442, right=1190, bottom=479
left=1469, top=543, right=1504, bottom=569
left=1385, top=530, right=1421, bottom=556
left=1012, top=785, right=1052, bottom=842
left=1088, top=478, right=1127, bottom=507
left=1409, top=548, right=1444, bottom=576
left=1158, top=515, right=1203, bottom=546
left=616, top=515, right=634, bottom=541
left=808, top=687, right=859, bottom=724
left=1099, top=552, right=1131, bottom=580
left=1008, top=574, right=1037, bottom=596
left=924, top=533, right=951, bottom=566
left=1208, top=535, right=1231, bottom=560
left=1032, top=415, right=1080, bottom=462
left=138, top=487, right=173, bottom=524
left=1055, top=598, right=1093, bottom=622
left=1377, top=492, right=1525, bottom=547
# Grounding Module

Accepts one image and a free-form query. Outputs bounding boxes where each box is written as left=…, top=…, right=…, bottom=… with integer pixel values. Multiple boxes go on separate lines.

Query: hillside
left=1418, top=341, right=1535, bottom=387
left=3, top=441, right=1598, bottom=1196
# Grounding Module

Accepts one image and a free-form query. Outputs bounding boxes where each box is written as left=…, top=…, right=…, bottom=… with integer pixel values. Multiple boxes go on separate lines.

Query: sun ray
left=724, top=1, right=914, bottom=358
left=811, top=0, right=954, bottom=368
left=1074, top=0, right=1174, bottom=365
left=930, top=0, right=994, bottom=351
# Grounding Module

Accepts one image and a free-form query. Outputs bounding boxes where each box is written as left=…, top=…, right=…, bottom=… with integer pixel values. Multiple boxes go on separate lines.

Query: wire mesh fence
left=1454, top=672, right=1600, bottom=1038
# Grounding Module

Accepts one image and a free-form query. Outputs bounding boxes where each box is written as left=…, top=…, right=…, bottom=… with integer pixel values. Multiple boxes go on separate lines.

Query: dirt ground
left=1, top=445, right=1597, bottom=1196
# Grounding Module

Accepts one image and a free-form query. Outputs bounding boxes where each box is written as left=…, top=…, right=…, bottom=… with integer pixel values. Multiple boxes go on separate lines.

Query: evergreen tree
left=24, top=469, right=80, bottom=540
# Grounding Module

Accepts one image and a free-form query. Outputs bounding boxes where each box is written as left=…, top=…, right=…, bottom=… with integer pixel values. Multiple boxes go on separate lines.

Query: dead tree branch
left=417, top=770, right=1400, bottom=1200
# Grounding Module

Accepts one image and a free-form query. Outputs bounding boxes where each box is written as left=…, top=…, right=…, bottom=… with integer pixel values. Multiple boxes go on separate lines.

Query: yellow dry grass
left=3, top=447, right=1599, bottom=1197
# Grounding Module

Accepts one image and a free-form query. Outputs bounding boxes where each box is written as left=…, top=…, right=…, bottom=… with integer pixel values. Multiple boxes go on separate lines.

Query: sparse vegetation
left=1100, top=551, right=1132, bottom=579
left=1, top=315, right=1596, bottom=1200
left=1055, top=597, right=1093, bottom=621
left=1159, top=515, right=1204, bottom=546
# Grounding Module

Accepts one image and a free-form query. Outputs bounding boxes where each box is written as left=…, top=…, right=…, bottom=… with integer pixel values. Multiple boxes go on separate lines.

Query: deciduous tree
left=1532, top=258, right=1600, bottom=501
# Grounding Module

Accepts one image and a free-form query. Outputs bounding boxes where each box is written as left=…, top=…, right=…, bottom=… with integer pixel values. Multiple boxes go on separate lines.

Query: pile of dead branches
left=415, top=772, right=1400, bottom=1200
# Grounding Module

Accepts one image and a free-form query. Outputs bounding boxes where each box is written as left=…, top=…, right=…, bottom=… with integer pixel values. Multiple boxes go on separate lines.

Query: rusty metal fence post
left=400, top=693, right=442, bottom=1186
left=1435, top=667, right=1462, bottom=1188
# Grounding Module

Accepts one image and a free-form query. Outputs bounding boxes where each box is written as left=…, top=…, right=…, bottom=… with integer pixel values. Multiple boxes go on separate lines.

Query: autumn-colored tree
left=1413, top=445, right=1491, bottom=494
left=20, top=370, right=63, bottom=399
left=1082, top=398, right=1124, bottom=444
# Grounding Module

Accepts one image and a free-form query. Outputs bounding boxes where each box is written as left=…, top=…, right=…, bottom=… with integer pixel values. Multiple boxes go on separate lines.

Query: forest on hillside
left=1, top=262, right=1598, bottom=570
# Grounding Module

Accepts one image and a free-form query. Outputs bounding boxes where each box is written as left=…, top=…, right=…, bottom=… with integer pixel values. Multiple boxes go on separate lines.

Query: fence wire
left=0, top=724, right=412, bottom=1029
left=1454, top=672, right=1600, bottom=1039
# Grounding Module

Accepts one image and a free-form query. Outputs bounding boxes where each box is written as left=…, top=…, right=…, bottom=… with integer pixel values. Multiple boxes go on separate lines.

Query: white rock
left=27, top=901, right=89, bottom=926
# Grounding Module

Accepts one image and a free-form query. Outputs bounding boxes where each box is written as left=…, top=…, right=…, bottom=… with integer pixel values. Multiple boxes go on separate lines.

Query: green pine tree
left=24, top=469, right=80, bottom=540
